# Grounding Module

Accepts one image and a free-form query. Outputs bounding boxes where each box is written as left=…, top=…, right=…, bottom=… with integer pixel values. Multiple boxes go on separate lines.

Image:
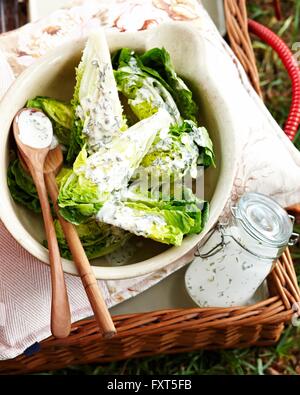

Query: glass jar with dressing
left=185, top=192, right=299, bottom=308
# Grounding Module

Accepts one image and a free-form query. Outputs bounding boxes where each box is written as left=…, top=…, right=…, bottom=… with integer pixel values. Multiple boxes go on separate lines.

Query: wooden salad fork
left=13, top=108, right=71, bottom=339
left=43, top=146, right=116, bottom=338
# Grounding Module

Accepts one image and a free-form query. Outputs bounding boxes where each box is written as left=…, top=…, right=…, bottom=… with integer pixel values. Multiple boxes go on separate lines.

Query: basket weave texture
left=224, top=0, right=262, bottom=96
left=0, top=0, right=299, bottom=374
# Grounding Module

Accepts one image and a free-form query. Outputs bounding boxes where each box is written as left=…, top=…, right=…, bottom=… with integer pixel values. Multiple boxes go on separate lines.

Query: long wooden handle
left=30, top=168, right=71, bottom=339
left=45, top=172, right=116, bottom=338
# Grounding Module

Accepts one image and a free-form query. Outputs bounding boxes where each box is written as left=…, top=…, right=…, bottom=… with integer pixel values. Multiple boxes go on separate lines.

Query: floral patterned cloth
left=0, top=0, right=300, bottom=360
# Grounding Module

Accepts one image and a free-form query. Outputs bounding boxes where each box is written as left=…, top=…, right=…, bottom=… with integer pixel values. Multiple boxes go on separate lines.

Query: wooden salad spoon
left=13, top=108, right=71, bottom=339
left=43, top=146, right=116, bottom=338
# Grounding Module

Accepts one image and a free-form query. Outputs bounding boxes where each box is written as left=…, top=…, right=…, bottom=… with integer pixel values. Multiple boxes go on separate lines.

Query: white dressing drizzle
left=97, top=200, right=167, bottom=238
left=80, top=109, right=172, bottom=194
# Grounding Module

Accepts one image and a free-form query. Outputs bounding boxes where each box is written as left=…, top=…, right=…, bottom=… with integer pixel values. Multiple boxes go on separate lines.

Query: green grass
left=48, top=329, right=300, bottom=375
left=47, top=0, right=300, bottom=376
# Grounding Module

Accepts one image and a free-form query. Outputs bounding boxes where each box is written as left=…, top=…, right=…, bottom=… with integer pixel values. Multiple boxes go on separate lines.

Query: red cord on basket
left=248, top=19, right=300, bottom=141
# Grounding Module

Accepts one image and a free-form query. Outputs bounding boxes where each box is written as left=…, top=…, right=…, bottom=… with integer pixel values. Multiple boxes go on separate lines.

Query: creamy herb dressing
left=137, top=128, right=200, bottom=179
left=185, top=224, right=279, bottom=308
left=121, top=56, right=181, bottom=123
left=185, top=193, right=295, bottom=307
left=130, top=76, right=181, bottom=123
left=78, top=60, right=122, bottom=152
left=80, top=109, right=172, bottom=194
left=77, top=31, right=123, bottom=152
left=97, top=200, right=167, bottom=238
left=17, top=109, right=53, bottom=149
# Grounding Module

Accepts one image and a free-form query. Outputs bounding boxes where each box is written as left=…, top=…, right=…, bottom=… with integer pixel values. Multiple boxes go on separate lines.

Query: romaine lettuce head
left=58, top=109, right=172, bottom=224
left=140, top=48, right=199, bottom=124
left=134, top=120, right=215, bottom=182
left=54, top=219, right=131, bottom=260
left=113, top=48, right=181, bottom=123
left=68, top=30, right=125, bottom=162
left=26, top=96, right=73, bottom=147
left=97, top=184, right=208, bottom=246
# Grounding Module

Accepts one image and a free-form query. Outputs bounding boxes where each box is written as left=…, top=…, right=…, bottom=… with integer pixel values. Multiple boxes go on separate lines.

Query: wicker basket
left=0, top=0, right=299, bottom=374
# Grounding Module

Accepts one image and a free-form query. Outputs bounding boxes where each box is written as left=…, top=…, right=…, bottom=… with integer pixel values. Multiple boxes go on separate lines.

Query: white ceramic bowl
left=0, top=23, right=238, bottom=279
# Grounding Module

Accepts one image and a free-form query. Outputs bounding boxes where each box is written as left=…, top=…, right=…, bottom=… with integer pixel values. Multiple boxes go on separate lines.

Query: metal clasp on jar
left=196, top=221, right=299, bottom=262
left=195, top=224, right=230, bottom=259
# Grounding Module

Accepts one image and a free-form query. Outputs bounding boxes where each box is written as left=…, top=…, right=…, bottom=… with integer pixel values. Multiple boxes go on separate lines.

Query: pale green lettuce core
left=67, top=30, right=126, bottom=162
left=58, top=109, right=173, bottom=224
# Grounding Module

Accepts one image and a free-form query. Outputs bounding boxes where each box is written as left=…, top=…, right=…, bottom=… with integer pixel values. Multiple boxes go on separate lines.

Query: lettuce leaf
left=67, top=30, right=125, bottom=162
left=113, top=47, right=199, bottom=124
left=57, top=149, right=102, bottom=224
left=7, top=158, right=41, bottom=213
left=140, top=48, right=199, bottom=124
left=113, top=48, right=181, bottom=123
